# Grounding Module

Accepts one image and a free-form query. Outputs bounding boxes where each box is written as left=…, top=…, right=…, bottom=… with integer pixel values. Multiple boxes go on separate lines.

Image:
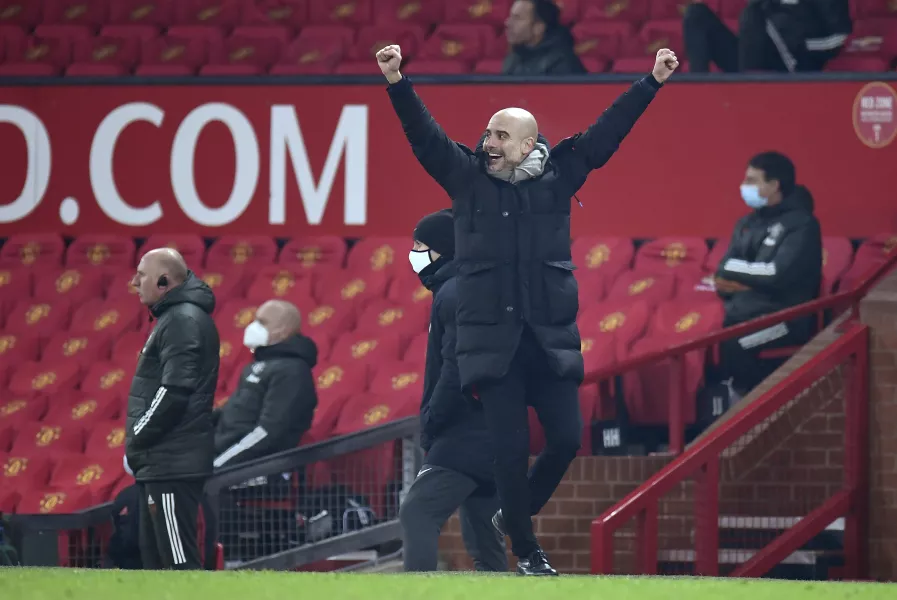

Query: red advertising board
left=1, top=79, right=895, bottom=239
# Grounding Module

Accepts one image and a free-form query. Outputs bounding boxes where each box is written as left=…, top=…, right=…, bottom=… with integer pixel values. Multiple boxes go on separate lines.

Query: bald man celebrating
left=378, top=45, right=678, bottom=575
left=125, top=248, right=220, bottom=570
left=212, top=300, right=318, bottom=468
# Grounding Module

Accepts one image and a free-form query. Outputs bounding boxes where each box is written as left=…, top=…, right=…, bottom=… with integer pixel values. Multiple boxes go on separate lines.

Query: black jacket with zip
left=755, top=0, right=852, bottom=69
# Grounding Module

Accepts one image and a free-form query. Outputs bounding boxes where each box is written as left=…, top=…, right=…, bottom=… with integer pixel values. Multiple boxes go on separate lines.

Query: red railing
left=590, top=320, right=869, bottom=578
left=584, top=249, right=897, bottom=454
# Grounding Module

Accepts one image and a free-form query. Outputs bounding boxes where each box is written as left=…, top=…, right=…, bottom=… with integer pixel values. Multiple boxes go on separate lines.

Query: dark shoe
left=492, top=510, right=506, bottom=537
left=516, top=548, right=558, bottom=576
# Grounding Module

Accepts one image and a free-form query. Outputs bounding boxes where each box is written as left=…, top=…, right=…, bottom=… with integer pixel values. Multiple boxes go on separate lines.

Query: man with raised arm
left=377, top=45, right=678, bottom=575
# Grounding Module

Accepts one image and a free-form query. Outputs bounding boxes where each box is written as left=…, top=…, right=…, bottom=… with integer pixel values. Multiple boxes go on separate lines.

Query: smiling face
left=482, top=108, right=538, bottom=174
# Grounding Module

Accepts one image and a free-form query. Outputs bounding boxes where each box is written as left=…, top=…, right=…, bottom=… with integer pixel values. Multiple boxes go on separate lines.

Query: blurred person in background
left=213, top=299, right=318, bottom=469
left=714, top=151, right=822, bottom=397
left=502, top=0, right=585, bottom=76
left=684, top=0, right=851, bottom=73
left=125, top=248, right=219, bottom=570
left=399, top=209, right=507, bottom=573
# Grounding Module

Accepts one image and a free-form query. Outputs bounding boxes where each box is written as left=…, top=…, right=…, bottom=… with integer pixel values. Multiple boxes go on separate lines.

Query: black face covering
left=417, top=256, right=450, bottom=290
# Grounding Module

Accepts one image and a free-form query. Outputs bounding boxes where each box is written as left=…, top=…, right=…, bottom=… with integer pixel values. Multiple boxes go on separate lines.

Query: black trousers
left=477, top=326, right=582, bottom=558
left=719, top=318, right=811, bottom=395
left=137, top=480, right=204, bottom=570
left=683, top=3, right=835, bottom=73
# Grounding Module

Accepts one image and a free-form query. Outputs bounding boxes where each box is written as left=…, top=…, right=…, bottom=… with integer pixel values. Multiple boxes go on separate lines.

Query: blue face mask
left=740, top=184, right=768, bottom=209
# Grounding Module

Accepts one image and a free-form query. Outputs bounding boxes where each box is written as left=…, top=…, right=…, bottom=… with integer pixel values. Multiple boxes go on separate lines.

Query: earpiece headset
left=157, top=275, right=168, bottom=288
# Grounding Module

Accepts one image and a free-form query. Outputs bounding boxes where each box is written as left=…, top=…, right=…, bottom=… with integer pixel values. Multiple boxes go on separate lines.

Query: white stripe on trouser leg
left=162, top=493, right=186, bottom=565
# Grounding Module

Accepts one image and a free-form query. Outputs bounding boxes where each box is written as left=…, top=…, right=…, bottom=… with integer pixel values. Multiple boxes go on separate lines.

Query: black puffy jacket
left=418, top=259, right=494, bottom=487
left=387, top=74, right=661, bottom=388
left=757, top=0, right=852, bottom=71
left=125, top=273, right=219, bottom=482
left=212, top=334, right=318, bottom=468
left=716, top=185, right=822, bottom=342
left=502, top=27, right=586, bottom=76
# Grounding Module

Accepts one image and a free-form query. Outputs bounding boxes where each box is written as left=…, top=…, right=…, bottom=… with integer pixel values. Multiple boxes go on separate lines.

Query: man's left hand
left=652, top=48, right=679, bottom=84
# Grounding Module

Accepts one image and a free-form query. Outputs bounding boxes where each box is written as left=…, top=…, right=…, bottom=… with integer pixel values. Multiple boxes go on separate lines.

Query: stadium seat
left=200, top=34, right=282, bottom=74
left=473, top=58, right=504, bottom=73
left=231, top=24, right=292, bottom=45
left=49, top=454, right=125, bottom=504
left=403, top=332, right=429, bottom=362
left=825, top=55, right=890, bottom=72
left=100, top=23, right=162, bottom=42
left=111, top=331, right=148, bottom=367
left=242, top=0, right=309, bottom=31
left=42, top=0, right=110, bottom=30
left=651, top=299, right=724, bottom=338
left=822, top=236, right=854, bottom=293
left=580, top=332, right=617, bottom=381
left=301, top=303, right=355, bottom=346
left=0, top=486, right=16, bottom=513
left=649, top=0, right=720, bottom=20
left=606, top=270, right=677, bottom=309
left=571, top=236, right=634, bottom=284
left=841, top=19, right=897, bottom=61
left=244, top=266, right=316, bottom=306
left=583, top=0, right=650, bottom=22
left=0, top=395, right=49, bottom=429
left=0, top=266, right=34, bottom=315
left=484, top=32, right=509, bottom=59
left=0, top=1, right=42, bottom=28
left=444, top=0, right=511, bottom=26
left=404, top=59, right=470, bottom=74
left=575, top=269, right=609, bottom=308
left=69, top=299, right=142, bottom=339
left=0, top=234, right=65, bottom=268
left=633, top=237, right=709, bottom=279
left=107, top=0, right=175, bottom=29
left=104, top=270, right=139, bottom=301
left=354, top=299, right=430, bottom=342
left=43, top=391, right=121, bottom=430
left=136, top=35, right=208, bottom=75
left=387, top=269, right=433, bottom=307
left=417, top=24, right=493, bottom=64
left=33, top=23, right=94, bottom=44
left=278, top=236, right=347, bottom=269
left=269, top=26, right=352, bottom=74
left=4, top=299, right=73, bottom=340
left=374, top=0, right=444, bottom=26
left=308, top=0, right=373, bottom=25
left=719, top=0, right=748, bottom=19
left=33, top=268, right=104, bottom=309
left=619, top=19, right=684, bottom=59
left=197, top=268, right=246, bottom=305
left=80, top=362, right=133, bottom=399
left=347, top=237, right=408, bottom=275
left=42, top=331, right=113, bottom=369
left=330, top=331, right=404, bottom=366
left=142, top=234, right=206, bottom=267
left=350, top=23, right=426, bottom=60
left=315, top=270, right=391, bottom=311
left=839, top=233, right=897, bottom=291
left=85, top=421, right=128, bottom=457
left=66, top=62, right=129, bottom=75
left=205, top=235, right=278, bottom=269
left=9, top=360, right=81, bottom=398
left=0, top=23, right=26, bottom=55
left=0, top=331, right=42, bottom=368
left=572, top=21, right=633, bottom=61
left=309, top=362, right=368, bottom=429
left=578, top=298, right=651, bottom=353
left=174, top=0, right=244, bottom=29
left=369, top=360, right=424, bottom=399
left=218, top=333, right=251, bottom=388
left=11, top=420, right=86, bottom=457
left=16, top=488, right=94, bottom=514
left=214, top=298, right=259, bottom=336
left=0, top=454, right=54, bottom=496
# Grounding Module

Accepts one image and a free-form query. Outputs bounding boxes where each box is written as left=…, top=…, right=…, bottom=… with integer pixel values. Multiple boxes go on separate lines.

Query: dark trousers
left=400, top=465, right=507, bottom=572
left=683, top=3, right=834, bottom=73
left=477, top=327, right=582, bottom=558
left=719, top=318, right=811, bottom=395
left=137, top=480, right=204, bottom=570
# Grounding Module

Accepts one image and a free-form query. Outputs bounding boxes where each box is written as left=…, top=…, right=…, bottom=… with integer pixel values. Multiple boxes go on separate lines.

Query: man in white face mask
left=212, top=300, right=319, bottom=468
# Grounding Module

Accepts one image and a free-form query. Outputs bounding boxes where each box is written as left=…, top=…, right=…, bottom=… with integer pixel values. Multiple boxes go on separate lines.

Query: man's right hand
left=376, top=44, right=403, bottom=84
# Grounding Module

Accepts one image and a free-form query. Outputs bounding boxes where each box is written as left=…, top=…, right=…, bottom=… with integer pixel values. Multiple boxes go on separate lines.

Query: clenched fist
left=652, top=48, right=679, bottom=84
left=376, top=44, right=403, bottom=84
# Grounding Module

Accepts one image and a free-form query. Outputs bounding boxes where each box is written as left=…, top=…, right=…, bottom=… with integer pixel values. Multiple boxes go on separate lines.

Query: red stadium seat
left=11, top=420, right=85, bottom=457
left=231, top=24, right=291, bottom=44
left=206, top=235, right=278, bottom=269
left=0, top=395, right=48, bottom=429
left=315, top=270, right=391, bottom=311
left=474, top=58, right=504, bottom=73
left=9, top=361, right=81, bottom=398
left=347, top=237, right=408, bottom=275
left=308, top=0, right=373, bottom=26
left=85, top=422, right=128, bottom=457
left=719, top=0, right=748, bottom=19
left=612, top=56, right=656, bottom=73
left=824, top=55, right=889, bottom=72
left=104, top=270, right=139, bottom=301
left=69, top=299, right=142, bottom=339
left=403, top=332, right=429, bottom=362
left=572, top=21, right=633, bottom=60
left=70, top=35, right=141, bottom=71
left=444, top=0, right=511, bottom=26
left=822, top=237, right=854, bottom=293
left=5, top=299, right=73, bottom=340
left=0, top=23, right=26, bottom=54
left=137, top=35, right=208, bottom=74
left=49, top=454, right=125, bottom=504
left=0, top=267, right=33, bottom=314
left=42, top=0, right=110, bottom=30
left=842, top=19, right=897, bottom=61
left=245, top=266, right=315, bottom=305
left=354, top=299, right=430, bottom=342
left=571, top=236, right=634, bottom=284
left=374, top=0, right=444, bottom=26
left=580, top=332, right=617, bottom=381
left=575, top=269, right=609, bottom=308
left=839, top=233, right=897, bottom=291
left=0, top=1, right=42, bottom=28
left=201, top=34, right=282, bottom=73
left=43, top=391, right=121, bottom=430
left=33, top=23, right=94, bottom=43
left=0, top=486, right=16, bottom=514
left=197, top=268, right=246, bottom=305
left=174, top=0, right=244, bottom=28
left=583, top=0, right=650, bottom=22
left=387, top=269, right=433, bottom=307
left=335, top=60, right=378, bottom=76
left=578, top=298, right=651, bottom=353
left=269, top=26, right=352, bottom=74
left=0, top=331, right=41, bottom=368
left=329, top=331, right=404, bottom=366
left=66, top=62, right=128, bottom=75
left=218, top=332, right=251, bottom=386
left=16, top=488, right=94, bottom=514
left=350, top=24, right=426, bottom=60
left=417, top=24, right=493, bottom=64
left=302, top=303, right=355, bottom=346
left=314, top=362, right=369, bottom=403
left=0, top=234, right=65, bottom=268
left=214, top=298, right=259, bottom=336
left=554, top=0, right=582, bottom=23
left=100, top=23, right=163, bottom=41
left=42, top=331, right=114, bottom=369
left=142, top=234, right=206, bottom=267
left=243, top=0, right=309, bottom=31
left=369, top=360, right=424, bottom=402
left=111, top=331, right=149, bottom=367
left=80, top=362, right=133, bottom=399
left=0, top=454, right=54, bottom=495
left=620, top=19, right=685, bottom=59
left=108, top=0, right=175, bottom=28
left=649, top=0, right=720, bottom=20
left=404, top=59, right=470, bottom=74
left=278, top=236, right=347, bottom=269
left=0, top=36, right=72, bottom=75
left=33, top=268, right=104, bottom=309
left=651, top=300, right=724, bottom=338
left=607, top=270, right=677, bottom=309
left=853, top=0, right=897, bottom=18
left=634, top=237, right=709, bottom=279
left=484, top=32, right=509, bottom=59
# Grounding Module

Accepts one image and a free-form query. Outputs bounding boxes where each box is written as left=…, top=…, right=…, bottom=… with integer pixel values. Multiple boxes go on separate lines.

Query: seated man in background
left=684, top=0, right=850, bottom=73
left=502, top=0, right=585, bottom=76
left=715, top=151, right=822, bottom=397
left=213, top=299, right=318, bottom=468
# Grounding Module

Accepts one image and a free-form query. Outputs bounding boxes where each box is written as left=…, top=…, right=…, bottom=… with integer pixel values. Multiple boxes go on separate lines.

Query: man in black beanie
left=399, top=209, right=507, bottom=573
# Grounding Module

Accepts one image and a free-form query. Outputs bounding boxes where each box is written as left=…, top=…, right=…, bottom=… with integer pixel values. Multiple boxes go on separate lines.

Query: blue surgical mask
left=740, top=184, right=768, bottom=209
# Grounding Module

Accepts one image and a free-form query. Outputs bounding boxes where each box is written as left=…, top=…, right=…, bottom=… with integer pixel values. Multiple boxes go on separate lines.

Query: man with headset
left=124, top=248, right=220, bottom=570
